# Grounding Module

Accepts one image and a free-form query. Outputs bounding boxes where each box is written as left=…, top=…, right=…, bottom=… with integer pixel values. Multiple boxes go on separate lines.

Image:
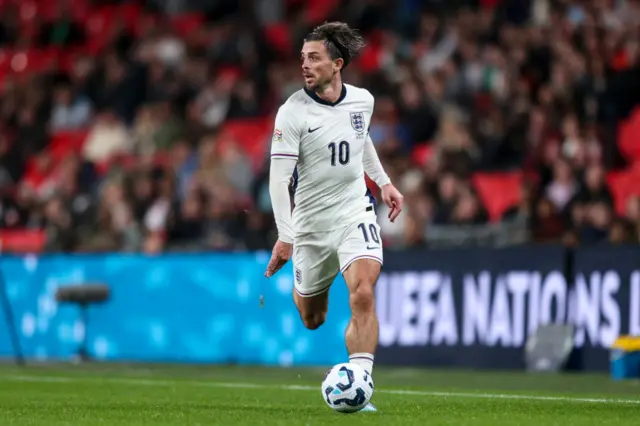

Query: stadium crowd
left=0, top=0, right=639, bottom=253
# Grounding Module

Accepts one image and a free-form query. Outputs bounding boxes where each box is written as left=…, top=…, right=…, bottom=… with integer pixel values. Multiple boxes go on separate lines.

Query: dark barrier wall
left=376, top=246, right=640, bottom=371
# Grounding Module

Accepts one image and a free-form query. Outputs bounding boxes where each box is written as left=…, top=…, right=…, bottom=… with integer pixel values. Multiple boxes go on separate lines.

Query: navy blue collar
left=303, top=84, right=347, bottom=106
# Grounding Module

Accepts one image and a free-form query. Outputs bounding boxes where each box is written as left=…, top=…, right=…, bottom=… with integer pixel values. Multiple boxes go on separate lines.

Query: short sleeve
left=270, top=105, right=301, bottom=160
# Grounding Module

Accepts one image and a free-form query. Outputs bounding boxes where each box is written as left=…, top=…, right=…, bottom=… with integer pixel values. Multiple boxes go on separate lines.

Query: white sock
left=349, top=352, right=374, bottom=374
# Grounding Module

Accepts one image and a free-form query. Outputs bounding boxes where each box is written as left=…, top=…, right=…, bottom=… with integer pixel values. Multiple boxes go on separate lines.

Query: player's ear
left=333, top=57, right=344, bottom=74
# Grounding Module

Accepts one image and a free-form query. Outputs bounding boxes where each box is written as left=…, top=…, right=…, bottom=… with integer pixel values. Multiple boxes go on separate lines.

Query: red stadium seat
left=18, top=1, right=37, bottom=23
left=28, top=0, right=88, bottom=22
left=58, top=48, right=84, bottom=73
left=480, top=0, right=501, bottom=8
left=306, top=0, right=340, bottom=24
left=1, top=49, right=59, bottom=75
left=119, top=3, right=143, bottom=33
left=0, top=48, right=13, bottom=72
left=170, top=13, right=205, bottom=37
left=264, top=23, right=292, bottom=55
left=411, top=143, right=434, bottom=167
left=472, top=171, right=523, bottom=222
left=84, top=7, right=117, bottom=38
left=219, top=117, right=272, bottom=158
left=69, top=0, right=91, bottom=22
left=83, top=6, right=119, bottom=52
left=131, top=13, right=160, bottom=38
left=357, top=43, right=381, bottom=73
left=618, top=107, right=640, bottom=165
left=607, top=168, right=640, bottom=215
left=49, top=130, right=89, bottom=162
left=0, top=229, right=46, bottom=253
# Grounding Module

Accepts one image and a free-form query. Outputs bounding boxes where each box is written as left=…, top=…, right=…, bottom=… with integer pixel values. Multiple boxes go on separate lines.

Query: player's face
left=301, top=41, right=337, bottom=91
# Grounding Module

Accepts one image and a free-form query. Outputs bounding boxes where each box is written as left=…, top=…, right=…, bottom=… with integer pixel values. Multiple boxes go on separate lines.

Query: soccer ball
left=321, top=362, right=374, bottom=413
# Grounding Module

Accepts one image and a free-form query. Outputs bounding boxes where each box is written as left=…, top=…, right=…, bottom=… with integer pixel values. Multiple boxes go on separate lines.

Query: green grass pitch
left=0, top=363, right=638, bottom=425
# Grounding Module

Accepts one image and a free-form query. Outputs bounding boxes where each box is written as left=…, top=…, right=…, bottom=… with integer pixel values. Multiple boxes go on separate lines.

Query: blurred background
left=0, top=0, right=638, bottom=255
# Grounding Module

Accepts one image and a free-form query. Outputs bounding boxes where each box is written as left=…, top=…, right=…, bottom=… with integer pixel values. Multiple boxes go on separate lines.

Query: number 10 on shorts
left=358, top=223, right=380, bottom=246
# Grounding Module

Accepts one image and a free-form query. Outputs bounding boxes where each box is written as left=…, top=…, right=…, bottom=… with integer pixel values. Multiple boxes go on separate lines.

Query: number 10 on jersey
left=328, top=141, right=350, bottom=166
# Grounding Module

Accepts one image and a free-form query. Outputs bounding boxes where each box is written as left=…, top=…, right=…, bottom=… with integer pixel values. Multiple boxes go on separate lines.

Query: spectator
left=170, top=139, right=198, bottom=201
left=19, top=152, right=57, bottom=202
left=15, top=106, right=48, bottom=160
left=451, top=190, right=488, bottom=225
left=167, top=188, right=205, bottom=246
left=132, top=105, right=162, bottom=156
left=42, top=195, right=76, bottom=252
left=625, top=196, right=640, bottom=242
left=574, top=164, right=613, bottom=206
left=432, top=172, right=461, bottom=225
left=239, top=211, right=272, bottom=251
left=545, top=158, right=579, bottom=214
left=227, top=79, right=262, bottom=119
left=397, top=80, right=438, bottom=149
left=0, top=195, right=28, bottom=229
left=204, top=197, right=239, bottom=251
left=151, top=101, right=185, bottom=151
left=50, top=84, right=93, bottom=131
left=195, top=74, right=235, bottom=128
left=37, top=2, right=86, bottom=47
left=532, top=198, right=565, bottom=242
left=78, top=178, right=138, bottom=252
left=82, top=110, right=132, bottom=163
left=220, top=140, right=254, bottom=198
left=579, top=201, right=613, bottom=244
left=0, top=135, right=21, bottom=190
left=503, top=181, right=536, bottom=222
left=431, top=106, right=479, bottom=177
left=609, top=218, right=635, bottom=245
left=144, top=172, right=175, bottom=237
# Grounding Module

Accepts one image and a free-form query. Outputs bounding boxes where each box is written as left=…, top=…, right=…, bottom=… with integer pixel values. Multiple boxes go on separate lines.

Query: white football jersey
left=270, top=84, right=376, bottom=234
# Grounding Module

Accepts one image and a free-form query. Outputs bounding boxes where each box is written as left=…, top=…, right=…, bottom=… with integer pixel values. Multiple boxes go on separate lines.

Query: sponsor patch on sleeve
left=273, top=128, right=283, bottom=143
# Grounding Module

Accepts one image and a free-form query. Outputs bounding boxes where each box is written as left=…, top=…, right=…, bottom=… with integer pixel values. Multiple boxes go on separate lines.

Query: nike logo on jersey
left=366, top=245, right=379, bottom=250
left=308, top=126, right=322, bottom=133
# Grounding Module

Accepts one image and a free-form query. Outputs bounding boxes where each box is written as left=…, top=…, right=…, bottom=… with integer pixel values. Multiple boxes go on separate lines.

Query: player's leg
left=341, top=253, right=382, bottom=413
left=342, top=258, right=381, bottom=372
left=338, top=219, right=383, bottom=375
left=292, top=279, right=332, bottom=329
left=292, top=232, right=339, bottom=330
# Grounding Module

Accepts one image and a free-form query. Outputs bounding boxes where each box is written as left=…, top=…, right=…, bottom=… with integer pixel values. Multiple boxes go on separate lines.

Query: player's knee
left=350, top=283, right=375, bottom=315
left=301, top=312, right=326, bottom=330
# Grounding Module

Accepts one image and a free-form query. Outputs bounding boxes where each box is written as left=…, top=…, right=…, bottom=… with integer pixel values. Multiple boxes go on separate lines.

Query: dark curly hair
left=304, top=22, right=365, bottom=70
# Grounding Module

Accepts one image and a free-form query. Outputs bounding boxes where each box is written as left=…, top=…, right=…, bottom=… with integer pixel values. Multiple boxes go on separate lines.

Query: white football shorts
left=292, top=212, right=383, bottom=298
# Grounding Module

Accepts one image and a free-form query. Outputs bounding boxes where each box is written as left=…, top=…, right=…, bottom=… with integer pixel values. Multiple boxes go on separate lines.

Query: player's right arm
left=269, top=105, right=300, bottom=244
left=265, top=105, right=300, bottom=277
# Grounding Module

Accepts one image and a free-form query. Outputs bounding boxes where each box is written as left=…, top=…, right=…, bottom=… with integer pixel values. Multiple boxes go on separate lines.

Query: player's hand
left=264, top=239, right=293, bottom=278
left=381, top=183, right=404, bottom=223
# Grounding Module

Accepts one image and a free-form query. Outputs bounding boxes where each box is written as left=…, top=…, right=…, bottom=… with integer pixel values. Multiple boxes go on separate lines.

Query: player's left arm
left=363, top=89, right=403, bottom=222
left=363, top=135, right=404, bottom=222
